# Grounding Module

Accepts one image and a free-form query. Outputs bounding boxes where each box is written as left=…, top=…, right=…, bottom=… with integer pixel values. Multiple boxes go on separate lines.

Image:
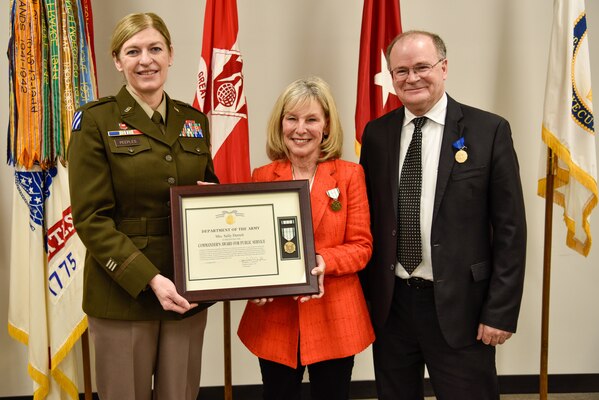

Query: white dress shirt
left=396, top=93, right=447, bottom=280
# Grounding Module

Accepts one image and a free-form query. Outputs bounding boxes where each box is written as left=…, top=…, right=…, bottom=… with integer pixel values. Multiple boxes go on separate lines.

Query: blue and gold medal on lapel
left=452, top=137, right=468, bottom=163
left=180, top=120, right=203, bottom=138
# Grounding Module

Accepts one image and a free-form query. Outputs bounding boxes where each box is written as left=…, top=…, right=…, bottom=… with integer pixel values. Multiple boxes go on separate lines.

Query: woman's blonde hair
left=266, top=77, right=343, bottom=161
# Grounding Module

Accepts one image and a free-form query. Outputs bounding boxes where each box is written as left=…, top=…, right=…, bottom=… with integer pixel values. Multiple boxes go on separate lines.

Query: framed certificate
left=170, top=180, right=319, bottom=302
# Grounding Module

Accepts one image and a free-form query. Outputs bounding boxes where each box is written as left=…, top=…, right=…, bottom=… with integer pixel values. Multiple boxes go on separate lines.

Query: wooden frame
left=170, top=180, right=318, bottom=302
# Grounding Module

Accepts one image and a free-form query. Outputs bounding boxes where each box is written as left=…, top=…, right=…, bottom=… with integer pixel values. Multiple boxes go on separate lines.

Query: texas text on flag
left=8, top=164, right=87, bottom=399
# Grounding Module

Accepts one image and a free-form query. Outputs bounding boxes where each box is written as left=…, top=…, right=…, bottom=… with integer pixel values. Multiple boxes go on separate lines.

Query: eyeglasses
left=391, top=58, right=445, bottom=81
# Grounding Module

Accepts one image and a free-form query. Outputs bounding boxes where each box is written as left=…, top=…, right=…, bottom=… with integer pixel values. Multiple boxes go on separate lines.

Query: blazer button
left=195, top=147, right=202, bottom=153
left=167, top=177, right=176, bottom=185
left=128, top=148, right=134, bottom=153
left=389, top=264, right=395, bottom=271
left=165, top=154, right=173, bottom=162
left=391, top=229, right=396, bottom=236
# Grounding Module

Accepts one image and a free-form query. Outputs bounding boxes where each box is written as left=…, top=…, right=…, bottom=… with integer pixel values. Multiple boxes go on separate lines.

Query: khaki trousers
left=88, top=309, right=208, bottom=400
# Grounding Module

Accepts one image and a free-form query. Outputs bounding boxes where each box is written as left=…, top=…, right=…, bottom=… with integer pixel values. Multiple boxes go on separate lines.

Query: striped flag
left=194, top=0, right=251, bottom=183
left=7, top=0, right=97, bottom=397
left=354, top=0, right=402, bottom=155
left=538, top=0, right=597, bottom=256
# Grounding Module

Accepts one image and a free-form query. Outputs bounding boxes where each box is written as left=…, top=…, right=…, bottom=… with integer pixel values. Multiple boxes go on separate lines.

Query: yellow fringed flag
left=538, top=0, right=597, bottom=256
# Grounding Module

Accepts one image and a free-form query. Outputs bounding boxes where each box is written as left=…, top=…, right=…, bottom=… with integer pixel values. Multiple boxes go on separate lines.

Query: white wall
left=2, top=0, right=599, bottom=396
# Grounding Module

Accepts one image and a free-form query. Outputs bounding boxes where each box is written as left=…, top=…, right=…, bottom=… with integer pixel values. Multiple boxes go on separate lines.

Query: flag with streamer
left=538, top=0, right=597, bottom=256
left=354, top=0, right=402, bottom=154
left=194, top=0, right=251, bottom=183
left=7, top=0, right=97, bottom=398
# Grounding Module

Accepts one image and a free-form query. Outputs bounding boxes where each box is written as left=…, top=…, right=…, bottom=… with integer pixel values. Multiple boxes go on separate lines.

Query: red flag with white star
left=354, top=0, right=402, bottom=155
left=194, top=0, right=251, bottom=183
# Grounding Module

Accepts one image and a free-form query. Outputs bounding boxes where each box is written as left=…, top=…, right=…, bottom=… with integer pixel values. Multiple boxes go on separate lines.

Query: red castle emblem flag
left=194, top=0, right=251, bottom=184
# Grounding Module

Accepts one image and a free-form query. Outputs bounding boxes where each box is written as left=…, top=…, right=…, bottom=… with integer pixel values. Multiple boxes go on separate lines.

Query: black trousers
left=372, top=277, right=499, bottom=400
left=259, top=354, right=355, bottom=400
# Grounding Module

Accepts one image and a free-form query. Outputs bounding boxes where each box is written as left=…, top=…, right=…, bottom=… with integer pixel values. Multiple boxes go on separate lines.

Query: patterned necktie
left=397, top=117, right=427, bottom=275
left=152, top=110, right=165, bottom=134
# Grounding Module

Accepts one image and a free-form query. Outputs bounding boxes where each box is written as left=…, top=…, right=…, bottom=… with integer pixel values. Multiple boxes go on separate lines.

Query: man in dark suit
left=359, top=30, right=526, bottom=399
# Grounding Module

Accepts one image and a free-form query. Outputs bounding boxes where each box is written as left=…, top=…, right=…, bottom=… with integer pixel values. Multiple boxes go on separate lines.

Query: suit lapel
left=432, top=95, right=463, bottom=224
left=389, top=108, right=405, bottom=221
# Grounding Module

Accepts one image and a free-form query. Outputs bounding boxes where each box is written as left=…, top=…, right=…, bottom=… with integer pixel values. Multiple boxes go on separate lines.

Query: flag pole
left=224, top=301, right=233, bottom=400
left=540, top=148, right=556, bottom=400
left=81, top=328, right=93, bottom=400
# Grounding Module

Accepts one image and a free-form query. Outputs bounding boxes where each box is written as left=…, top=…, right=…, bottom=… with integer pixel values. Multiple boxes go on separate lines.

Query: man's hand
left=477, top=323, right=513, bottom=346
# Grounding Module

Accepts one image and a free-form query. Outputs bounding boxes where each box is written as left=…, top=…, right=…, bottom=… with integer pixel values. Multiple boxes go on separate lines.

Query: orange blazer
left=237, top=159, right=375, bottom=368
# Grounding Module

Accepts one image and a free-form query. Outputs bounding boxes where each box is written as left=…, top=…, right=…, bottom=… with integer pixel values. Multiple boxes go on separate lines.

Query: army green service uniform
left=68, top=86, right=217, bottom=320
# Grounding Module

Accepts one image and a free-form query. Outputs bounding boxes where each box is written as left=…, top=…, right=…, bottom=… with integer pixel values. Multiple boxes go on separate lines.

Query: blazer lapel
left=271, top=161, right=293, bottom=181
left=310, top=160, right=337, bottom=233
left=432, top=95, right=463, bottom=224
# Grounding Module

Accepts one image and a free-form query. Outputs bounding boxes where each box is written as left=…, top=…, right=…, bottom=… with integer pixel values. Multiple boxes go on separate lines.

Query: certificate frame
left=170, top=180, right=318, bottom=302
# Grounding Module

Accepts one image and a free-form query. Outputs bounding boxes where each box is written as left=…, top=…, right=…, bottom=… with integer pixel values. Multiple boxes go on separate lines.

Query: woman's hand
left=250, top=297, right=274, bottom=306
left=149, top=274, right=198, bottom=314
left=295, top=254, right=325, bottom=303
left=249, top=255, right=326, bottom=305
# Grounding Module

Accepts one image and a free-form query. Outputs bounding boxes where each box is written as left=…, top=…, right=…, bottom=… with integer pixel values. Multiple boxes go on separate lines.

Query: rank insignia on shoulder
left=72, top=111, right=83, bottom=131
left=106, top=258, right=118, bottom=272
left=180, top=120, right=203, bottom=138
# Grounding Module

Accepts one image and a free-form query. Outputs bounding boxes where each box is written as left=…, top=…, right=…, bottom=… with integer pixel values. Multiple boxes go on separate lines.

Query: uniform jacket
left=68, top=86, right=218, bottom=320
left=237, top=159, right=375, bottom=368
left=359, top=94, right=527, bottom=348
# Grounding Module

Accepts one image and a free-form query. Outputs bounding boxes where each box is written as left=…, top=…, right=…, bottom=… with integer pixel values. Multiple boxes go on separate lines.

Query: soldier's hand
left=149, top=274, right=198, bottom=314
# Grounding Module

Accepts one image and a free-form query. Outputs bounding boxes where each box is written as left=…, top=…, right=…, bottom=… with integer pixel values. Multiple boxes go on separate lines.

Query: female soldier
left=68, top=13, right=217, bottom=400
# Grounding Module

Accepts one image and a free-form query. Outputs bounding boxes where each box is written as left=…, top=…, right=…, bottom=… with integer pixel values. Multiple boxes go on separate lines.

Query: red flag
left=194, top=0, right=251, bottom=183
left=355, top=0, right=402, bottom=154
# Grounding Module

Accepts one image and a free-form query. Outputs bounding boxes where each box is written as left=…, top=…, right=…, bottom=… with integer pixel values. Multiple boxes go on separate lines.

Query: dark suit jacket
left=68, top=86, right=218, bottom=320
left=359, top=94, right=526, bottom=348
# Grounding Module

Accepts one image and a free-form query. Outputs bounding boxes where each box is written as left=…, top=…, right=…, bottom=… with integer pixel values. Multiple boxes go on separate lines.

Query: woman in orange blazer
left=237, top=77, right=374, bottom=400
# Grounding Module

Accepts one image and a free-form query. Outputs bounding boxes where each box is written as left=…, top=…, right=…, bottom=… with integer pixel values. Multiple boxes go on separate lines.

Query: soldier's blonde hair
left=110, top=13, right=172, bottom=57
